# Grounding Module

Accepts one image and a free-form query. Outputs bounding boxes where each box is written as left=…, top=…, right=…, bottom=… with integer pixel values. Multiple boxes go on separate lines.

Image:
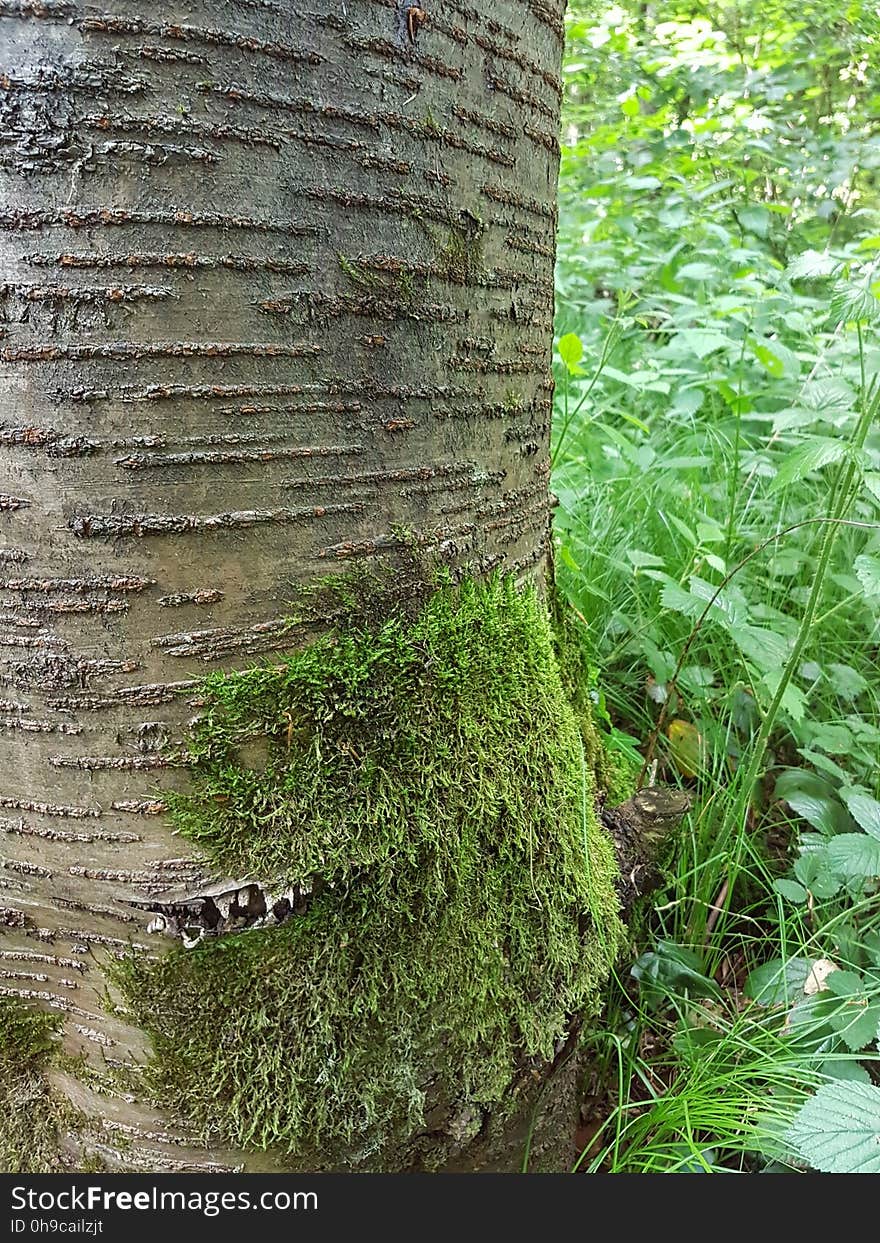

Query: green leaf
left=793, top=849, right=842, bottom=899
left=801, top=377, right=855, bottom=416
left=773, top=878, right=808, bottom=904
left=738, top=205, right=770, bottom=237
left=826, top=834, right=880, bottom=879
left=797, top=749, right=850, bottom=783
left=821, top=1058, right=872, bottom=1085
left=829, top=282, right=880, bottom=327
left=751, top=341, right=784, bottom=378
left=632, top=941, right=721, bottom=1009
left=745, top=956, right=814, bottom=1006
left=827, top=664, right=868, bottom=700
left=558, top=545, right=580, bottom=573
left=769, top=438, right=847, bottom=492
left=854, top=554, right=880, bottom=598
left=676, top=328, right=731, bottom=359
left=626, top=549, right=665, bottom=569
left=824, top=971, right=880, bottom=1051
left=774, top=770, right=851, bottom=836
left=785, top=249, right=839, bottom=281
left=760, top=668, right=806, bottom=721
left=676, top=262, right=717, bottom=281
left=787, top=1081, right=880, bottom=1173
left=558, top=332, right=585, bottom=375
left=840, top=789, right=880, bottom=841
left=660, top=581, right=704, bottom=620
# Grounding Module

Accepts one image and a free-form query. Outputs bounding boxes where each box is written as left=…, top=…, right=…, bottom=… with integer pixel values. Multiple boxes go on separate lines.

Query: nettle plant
left=552, top=1, right=880, bottom=1172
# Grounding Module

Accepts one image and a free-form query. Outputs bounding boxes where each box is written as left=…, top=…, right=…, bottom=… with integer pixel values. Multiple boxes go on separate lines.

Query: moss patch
left=119, top=573, right=625, bottom=1164
left=0, top=997, right=66, bottom=1171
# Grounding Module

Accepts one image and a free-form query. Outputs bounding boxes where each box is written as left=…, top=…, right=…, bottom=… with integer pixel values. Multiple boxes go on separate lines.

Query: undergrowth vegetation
left=555, top=0, right=880, bottom=1172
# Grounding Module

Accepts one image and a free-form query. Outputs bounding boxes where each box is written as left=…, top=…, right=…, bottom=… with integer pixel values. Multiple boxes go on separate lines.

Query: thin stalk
left=721, top=349, right=879, bottom=857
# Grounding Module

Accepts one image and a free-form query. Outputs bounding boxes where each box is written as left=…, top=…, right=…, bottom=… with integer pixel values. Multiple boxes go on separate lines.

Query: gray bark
left=0, top=0, right=567, bottom=1170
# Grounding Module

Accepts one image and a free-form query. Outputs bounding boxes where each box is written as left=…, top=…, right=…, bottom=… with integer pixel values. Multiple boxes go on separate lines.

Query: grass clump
left=0, top=997, right=65, bottom=1171
left=118, top=573, right=625, bottom=1163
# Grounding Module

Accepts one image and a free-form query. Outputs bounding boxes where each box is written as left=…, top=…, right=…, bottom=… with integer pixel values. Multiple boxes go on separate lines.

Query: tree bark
left=0, top=0, right=603, bottom=1173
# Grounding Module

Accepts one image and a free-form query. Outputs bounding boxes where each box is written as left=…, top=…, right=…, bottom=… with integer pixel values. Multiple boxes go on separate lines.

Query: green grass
left=555, top=0, right=880, bottom=1173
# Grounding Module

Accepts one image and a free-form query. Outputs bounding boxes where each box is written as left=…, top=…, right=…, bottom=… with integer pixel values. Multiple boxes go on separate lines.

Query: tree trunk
left=0, top=0, right=632, bottom=1173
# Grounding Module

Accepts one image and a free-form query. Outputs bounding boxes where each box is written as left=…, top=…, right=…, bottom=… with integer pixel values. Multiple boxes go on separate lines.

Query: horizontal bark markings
left=1, top=816, right=140, bottom=843
left=3, top=340, right=322, bottom=362
left=0, top=575, right=153, bottom=591
left=27, top=250, right=311, bottom=275
left=0, top=207, right=322, bottom=235
left=68, top=502, right=364, bottom=539
left=47, top=680, right=197, bottom=711
left=114, top=442, right=365, bottom=471
left=77, top=16, right=323, bottom=67
left=0, top=796, right=101, bottom=819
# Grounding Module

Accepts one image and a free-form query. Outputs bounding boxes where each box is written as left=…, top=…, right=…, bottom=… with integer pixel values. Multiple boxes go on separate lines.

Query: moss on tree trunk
left=111, top=570, right=627, bottom=1169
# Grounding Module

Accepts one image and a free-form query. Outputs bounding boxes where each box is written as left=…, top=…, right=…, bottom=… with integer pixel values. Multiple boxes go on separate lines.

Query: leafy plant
left=556, top=0, right=880, bottom=1175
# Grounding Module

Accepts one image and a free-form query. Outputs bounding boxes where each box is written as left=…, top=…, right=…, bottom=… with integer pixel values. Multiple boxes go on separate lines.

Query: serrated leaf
left=761, top=669, right=806, bottom=722
left=824, top=972, right=880, bottom=1050
left=809, top=721, right=856, bottom=755
left=787, top=1081, right=880, bottom=1173
left=794, top=849, right=843, bottom=899
left=854, top=554, right=880, bottom=597
left=728, top=624, right=790, bottom=673
left=770, top=438, right=847, bottom=492
left=797, top=749, right=851, bottom=782
left=825, top=969, right=864, bottom=998
left=826, top=834, right=880, bottom=879
left=660, top=580, right=704, bottom=620
left=786, top=249, right=839, bottom=281
left=829, top=282, right=880, bottom=327
left=840, top=789, right=880, bottom=841
left=801, top=377, right=855, bottom=415
left=827, top=663, right=868, bottom=700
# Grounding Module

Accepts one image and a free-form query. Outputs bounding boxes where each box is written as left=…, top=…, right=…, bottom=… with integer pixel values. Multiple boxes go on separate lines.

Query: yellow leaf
left=667, top=719, right=703, bottom=778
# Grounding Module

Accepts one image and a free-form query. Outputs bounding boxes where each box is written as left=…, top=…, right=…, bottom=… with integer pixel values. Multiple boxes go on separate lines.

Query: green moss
left=336, top=252, right=382, bottom=290
left=118, top=573, right=625, bottom=1163
left=435, top=222, right=483, bottom=284
left=549, top=599, right=640, bottom=808
left=0, top=997, right=66, bottom=1171
left=597, top=748, right=641, bottom=808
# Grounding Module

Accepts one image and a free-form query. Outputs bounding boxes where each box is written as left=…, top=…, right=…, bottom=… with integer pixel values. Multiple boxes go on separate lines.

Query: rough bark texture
left=0, top=0, right=583, bottom=1171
